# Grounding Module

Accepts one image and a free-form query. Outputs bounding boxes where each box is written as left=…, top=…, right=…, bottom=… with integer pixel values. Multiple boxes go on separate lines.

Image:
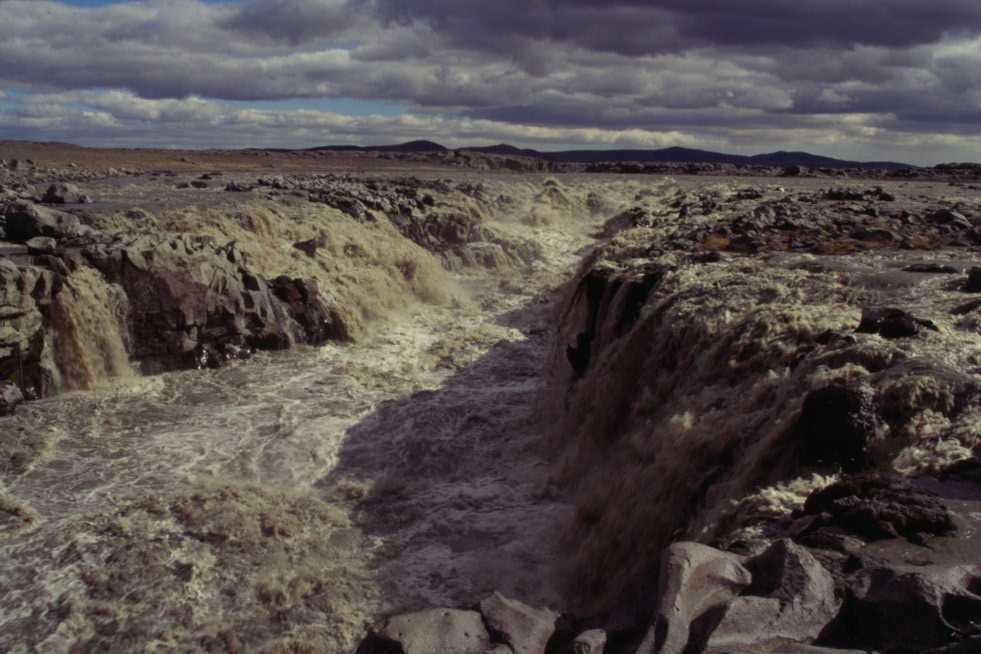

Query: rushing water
left=0, top=211, right=593, bottom=652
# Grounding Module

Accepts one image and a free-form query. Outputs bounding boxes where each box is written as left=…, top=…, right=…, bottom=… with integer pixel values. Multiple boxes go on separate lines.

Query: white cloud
left=0, top=0, right=977, bottom=162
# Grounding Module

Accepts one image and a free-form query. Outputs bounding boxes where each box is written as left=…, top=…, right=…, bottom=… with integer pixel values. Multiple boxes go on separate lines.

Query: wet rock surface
left=798, top=475, right=956, bottom=544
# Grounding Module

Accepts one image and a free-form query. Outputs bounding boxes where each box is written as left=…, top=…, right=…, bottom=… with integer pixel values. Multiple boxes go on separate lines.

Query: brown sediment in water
left=50, top=266, right=134, bottom=391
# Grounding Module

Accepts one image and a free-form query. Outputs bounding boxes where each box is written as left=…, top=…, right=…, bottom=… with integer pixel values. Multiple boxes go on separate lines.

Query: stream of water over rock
left=0, top=208, right=596, bottom=651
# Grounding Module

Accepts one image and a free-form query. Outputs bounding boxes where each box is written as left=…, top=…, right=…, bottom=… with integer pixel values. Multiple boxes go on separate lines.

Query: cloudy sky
left=1, top=0, right=980, bottom=164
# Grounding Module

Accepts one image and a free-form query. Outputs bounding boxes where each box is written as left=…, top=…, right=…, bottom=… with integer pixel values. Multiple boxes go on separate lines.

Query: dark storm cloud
left=0, top=0, right=978, bottom=162
left=371, top=0, right=981, bottom=56
left=220, top=0, right=357, bottom=45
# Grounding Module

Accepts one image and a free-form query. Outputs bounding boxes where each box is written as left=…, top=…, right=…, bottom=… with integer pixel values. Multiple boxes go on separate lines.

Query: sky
left=0, top=1, right=980, bottom=164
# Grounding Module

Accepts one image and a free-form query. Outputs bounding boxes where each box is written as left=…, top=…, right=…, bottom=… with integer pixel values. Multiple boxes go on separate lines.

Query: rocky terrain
left=1, top=143, right=980, bottom=653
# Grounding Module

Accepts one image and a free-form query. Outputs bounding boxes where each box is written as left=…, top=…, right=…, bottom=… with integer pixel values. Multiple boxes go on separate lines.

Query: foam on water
left=0, top=177, right=626, bottom=651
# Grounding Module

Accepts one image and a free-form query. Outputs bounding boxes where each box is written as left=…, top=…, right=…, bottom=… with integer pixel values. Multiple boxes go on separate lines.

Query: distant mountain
left=459, top=143, right=543, bottom=158
left=309, top=140, right=446, bottom=153
left=545, top=146, right=743, bottom=164
left=303, top=140, right=916, bottom=169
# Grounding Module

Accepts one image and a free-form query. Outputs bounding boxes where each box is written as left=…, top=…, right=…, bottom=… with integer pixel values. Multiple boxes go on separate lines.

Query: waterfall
left=50, top=266, right=134, bottom=390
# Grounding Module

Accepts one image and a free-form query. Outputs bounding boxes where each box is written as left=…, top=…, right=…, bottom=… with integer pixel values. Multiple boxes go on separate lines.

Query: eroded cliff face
left=546, top=180, right=981, bottom=622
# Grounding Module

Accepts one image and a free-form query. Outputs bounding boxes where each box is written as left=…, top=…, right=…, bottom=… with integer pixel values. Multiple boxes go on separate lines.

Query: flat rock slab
left=362, top=608, right=491, bottom=654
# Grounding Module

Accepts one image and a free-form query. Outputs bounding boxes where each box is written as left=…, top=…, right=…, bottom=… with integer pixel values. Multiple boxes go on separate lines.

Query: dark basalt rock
left=796, top=384, right=876, bottom=471
left=929, top=209, right=972, bottom=229
left=902, top=263, right=959, bottom=274
left=0, top=259, right=62, bottom=397
left=819, top=563, right=981, bottom=652
left=41, top=183, right=91, bottom=205
left=292, top=235, right=326, bottom=258
left=706, top=539, right=840, bottom=651
left=856, top=307, right=938, bottom=338
left=1, top=201, right=95, bottom=242
left=82, top=234, right=345, bottom=374
left=939, top=455, right=981, bottom=484
left=566, top=331, right=593, bottom=378
left=799, top=475, right=956, bottom=543
left=965, top=267, right=981, bottom=293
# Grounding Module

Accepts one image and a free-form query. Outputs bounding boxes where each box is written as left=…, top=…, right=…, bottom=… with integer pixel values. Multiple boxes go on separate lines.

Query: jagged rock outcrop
left=0, top=258, right=61, bottom=396
left=2, top=200, right=95, bottom=241
left=81, top=233, right=345, bottom=373
left=706, top=540, right=840, bottom=651
left=636, top=542, right=751, bottom=654
left=635, top=539, right=844, bottom=653
left=268, top=174, right=541, bottom=270
left=545, top=180, right=981, bottom=654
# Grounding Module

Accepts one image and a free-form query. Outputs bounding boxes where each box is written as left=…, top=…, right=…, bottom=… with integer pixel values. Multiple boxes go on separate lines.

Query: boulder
left=635, top=542, right=752, bottom=654
left=707, top=539, right=840, bottom=650
left=479, top=592, right=558, bottom=654
left=293, top=235, right=325, bottom=258
left=820, top=564, right=981, bottom=652
left=25, top=237, right=57, bottom=255
left=41, top=183, right=91, bottom=204
left=929, top=209, right=972, bottom=229
left=965, top=267, right=981, bottom=293
left=224, top=181, right=253, bottom=192
left=358, top=608, right=491, bottom=654
left=2, top=201, right=94, bottom=241
left=573, top=629, right=607, bottom=654
left=798, top=474, right=955, bottom=543
left=0, top=380, right=23, bottom=415
left=856, top=307, right=938, bottom=339
left=796, top=384, right=876, bottom=471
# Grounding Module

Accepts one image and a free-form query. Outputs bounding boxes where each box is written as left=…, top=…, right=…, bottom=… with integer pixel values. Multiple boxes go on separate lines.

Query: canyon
left=1, top=144, right=980, bottom=653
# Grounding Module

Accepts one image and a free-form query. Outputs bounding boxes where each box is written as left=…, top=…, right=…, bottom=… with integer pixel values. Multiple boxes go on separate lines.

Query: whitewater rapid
left=0, top=208, right=595, bottom=651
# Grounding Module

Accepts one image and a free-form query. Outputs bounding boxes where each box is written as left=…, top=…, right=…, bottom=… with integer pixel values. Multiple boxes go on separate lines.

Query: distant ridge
left=310, top=139, right=447, bottom=153
left=305, top=141, right=916, bottom=169
left=459, top=143, right=544, bottom=158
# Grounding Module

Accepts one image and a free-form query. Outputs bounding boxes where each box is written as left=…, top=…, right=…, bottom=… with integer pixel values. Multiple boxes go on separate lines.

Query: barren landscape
left=0, top=141, right=979, bottom=653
